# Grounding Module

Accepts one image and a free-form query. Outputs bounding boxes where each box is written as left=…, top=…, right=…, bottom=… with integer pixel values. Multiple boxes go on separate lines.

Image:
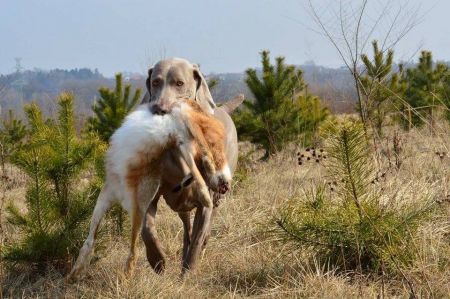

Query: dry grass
left=1, top=125, right=449, bottom=298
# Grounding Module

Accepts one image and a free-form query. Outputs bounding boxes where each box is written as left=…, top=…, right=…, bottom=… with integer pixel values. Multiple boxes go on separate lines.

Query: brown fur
left=183, top=100, right=227, bottom=179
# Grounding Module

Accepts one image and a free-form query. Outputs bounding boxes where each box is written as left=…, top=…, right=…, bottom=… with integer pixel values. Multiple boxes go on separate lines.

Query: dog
left=140, top=58, right=244, bottom=276
left=67, top=97, right=233, bottom=281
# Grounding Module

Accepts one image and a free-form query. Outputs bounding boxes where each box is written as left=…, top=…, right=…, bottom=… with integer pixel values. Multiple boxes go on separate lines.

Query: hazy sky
left=1, top=0, right=448, bottom=76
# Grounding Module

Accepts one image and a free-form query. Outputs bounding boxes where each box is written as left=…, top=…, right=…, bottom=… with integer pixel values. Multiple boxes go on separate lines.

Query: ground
left=1, top=124, right=449, bottom=298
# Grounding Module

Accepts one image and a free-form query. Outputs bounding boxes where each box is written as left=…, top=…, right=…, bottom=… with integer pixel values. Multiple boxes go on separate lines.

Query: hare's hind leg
left=125, top=194, right=141, bottom=276
left=67, top=184, right=115, bottom=282
left=125, top=177, right=160, bottom=276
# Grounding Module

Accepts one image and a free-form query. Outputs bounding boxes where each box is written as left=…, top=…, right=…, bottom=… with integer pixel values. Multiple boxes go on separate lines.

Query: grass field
left=1, top=124, right=449, bottom=298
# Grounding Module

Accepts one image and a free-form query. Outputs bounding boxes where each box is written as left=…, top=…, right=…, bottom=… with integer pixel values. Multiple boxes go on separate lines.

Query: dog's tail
left=219, top=94, right=245, bottom=114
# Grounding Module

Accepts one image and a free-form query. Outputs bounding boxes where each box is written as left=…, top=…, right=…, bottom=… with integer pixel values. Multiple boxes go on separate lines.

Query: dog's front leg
left=178, top=211, right=192, bottom=266
left=181, top=205, right=213, bottom=276
left=141, top=197, right=166, bottom=273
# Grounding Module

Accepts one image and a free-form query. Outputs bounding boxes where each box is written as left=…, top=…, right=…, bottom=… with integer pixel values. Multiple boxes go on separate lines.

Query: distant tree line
left=0, top=64, right=366, bottom=119
left=0, top=68, right=143, bottom=117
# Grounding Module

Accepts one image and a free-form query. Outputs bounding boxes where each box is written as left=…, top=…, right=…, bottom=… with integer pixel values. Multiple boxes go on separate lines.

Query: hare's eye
left=152, top=79, right=161, bottom=87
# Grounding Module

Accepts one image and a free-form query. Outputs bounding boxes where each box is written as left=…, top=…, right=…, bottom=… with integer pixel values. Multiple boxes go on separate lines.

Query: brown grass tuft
left=1, top=124, right=449, bottom=298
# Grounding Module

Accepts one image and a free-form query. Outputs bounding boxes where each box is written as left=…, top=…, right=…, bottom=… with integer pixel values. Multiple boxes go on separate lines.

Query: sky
left=1, top=0, right=449, bottom=76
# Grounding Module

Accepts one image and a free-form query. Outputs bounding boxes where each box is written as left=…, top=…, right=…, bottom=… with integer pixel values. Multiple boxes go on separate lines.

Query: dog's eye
left=176, top=80, right=184, bottom=87
left=152, top=79, right=161, bottom=87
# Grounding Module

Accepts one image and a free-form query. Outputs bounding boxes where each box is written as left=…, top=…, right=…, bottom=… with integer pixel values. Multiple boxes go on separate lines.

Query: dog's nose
left=151, top=104, right=168, bottom=115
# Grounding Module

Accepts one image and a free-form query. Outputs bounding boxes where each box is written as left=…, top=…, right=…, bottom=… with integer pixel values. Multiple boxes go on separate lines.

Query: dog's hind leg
left=67, top=184, right=115, bottom=282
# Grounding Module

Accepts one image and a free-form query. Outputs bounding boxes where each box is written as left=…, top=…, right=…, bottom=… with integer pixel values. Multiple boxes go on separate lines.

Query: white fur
left=104, top=104, right=195, bottom=213
left=219, top=163, right=232, bottom=181
left=108, top=104, right=185, bottom=179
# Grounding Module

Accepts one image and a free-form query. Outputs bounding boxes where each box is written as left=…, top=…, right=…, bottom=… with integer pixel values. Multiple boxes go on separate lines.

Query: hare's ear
left=141, top=68, right=153, bottom=104
left=192, top=64, right=216, bottom=114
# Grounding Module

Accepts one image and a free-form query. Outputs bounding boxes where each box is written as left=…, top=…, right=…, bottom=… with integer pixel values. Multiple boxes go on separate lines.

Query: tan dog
left=140, top=58, right=243, bottom=276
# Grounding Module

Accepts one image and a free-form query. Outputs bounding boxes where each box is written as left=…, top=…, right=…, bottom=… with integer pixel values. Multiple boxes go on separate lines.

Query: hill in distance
left=0, top=63, right=360, bottom=117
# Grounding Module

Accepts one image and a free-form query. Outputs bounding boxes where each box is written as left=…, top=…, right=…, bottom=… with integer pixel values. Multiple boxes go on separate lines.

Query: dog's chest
left=162, top=187, right=199, bottom=212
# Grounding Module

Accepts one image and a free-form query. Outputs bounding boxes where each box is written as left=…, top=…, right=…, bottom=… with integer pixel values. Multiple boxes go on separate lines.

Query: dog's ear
left=193, top=64, right=216, bottom=114
left=141, top=68, right=153, bottom=104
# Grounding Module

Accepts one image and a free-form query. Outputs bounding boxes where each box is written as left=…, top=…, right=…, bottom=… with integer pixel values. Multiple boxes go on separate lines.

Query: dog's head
left=144, top=58, right=216, bottom=115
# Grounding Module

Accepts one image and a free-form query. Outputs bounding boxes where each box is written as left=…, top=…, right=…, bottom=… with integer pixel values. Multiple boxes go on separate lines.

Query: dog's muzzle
left=150, top=104, right=169, bottom=116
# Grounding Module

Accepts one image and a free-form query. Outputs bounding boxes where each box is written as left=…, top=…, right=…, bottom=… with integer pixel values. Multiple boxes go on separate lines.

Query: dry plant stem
left=307, top=0, right=420, bottom=133
left=276, top=219, right=335, bottom=247
left=381, top=260, right=385, bottom=299
left=0, top=184, right=5, bottom=297
left=342, top=141, right=363, bottom=221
